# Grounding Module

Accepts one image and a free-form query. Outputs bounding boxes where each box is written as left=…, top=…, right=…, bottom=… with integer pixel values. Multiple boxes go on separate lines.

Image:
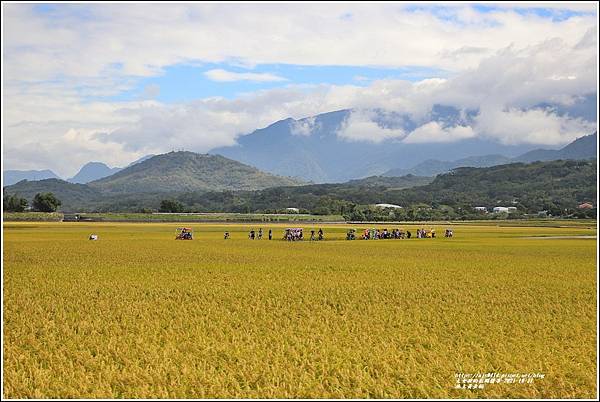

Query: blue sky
left=105, top=63, right=449, bottom=103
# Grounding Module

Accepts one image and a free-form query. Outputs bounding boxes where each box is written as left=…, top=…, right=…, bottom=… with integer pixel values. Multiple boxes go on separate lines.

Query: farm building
left=374, top=203, right=403, bottom=209
left=578, top=203, right=594, bottom=209
left=285, top=207, right=300, bottom=213
left=474, top=206, right=488, bottom=212
left=493, top=206, right=517, bottom=213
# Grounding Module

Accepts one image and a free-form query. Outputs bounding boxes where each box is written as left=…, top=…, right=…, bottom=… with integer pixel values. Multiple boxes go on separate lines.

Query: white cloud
left=3, top=3, right=597, bottom=84
left=337, top=110, right=406, bottom=143
left=474, top=106, right=596, bottom=145
left=204, top=69, right=287, bottom=82
left=290, top=117, right=320, bottom=136
left=403, top=122, right=475, bottom=144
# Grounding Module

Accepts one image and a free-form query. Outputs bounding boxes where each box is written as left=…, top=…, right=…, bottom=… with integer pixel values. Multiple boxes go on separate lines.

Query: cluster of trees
left=3, top=192, right=61, bottom=212
left=3, top=194, right=28, bottom=212
left=159, top=199, right=185, bottom=213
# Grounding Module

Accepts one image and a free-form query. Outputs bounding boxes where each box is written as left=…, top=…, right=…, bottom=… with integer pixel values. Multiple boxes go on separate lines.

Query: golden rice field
left=3, top=221, right=597, bottom=399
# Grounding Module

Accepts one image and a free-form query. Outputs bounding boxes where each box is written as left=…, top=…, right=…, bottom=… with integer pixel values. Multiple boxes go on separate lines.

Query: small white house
left=285, top=207, right=300, bottom=213
left=493, top=206, right=518, bottom=214
left=474, top=206, right=488, bottom=212
left=374, top=203, right=403, bottom=209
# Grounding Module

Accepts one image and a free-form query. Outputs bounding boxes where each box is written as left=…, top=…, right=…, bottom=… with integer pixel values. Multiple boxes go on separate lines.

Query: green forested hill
left=88, top=151, right=305, bottom=193
left=384, top=159, right=597, bottom=211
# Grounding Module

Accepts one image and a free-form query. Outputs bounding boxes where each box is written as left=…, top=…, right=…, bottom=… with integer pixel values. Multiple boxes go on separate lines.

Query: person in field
left=310, top=229, right=316, bottom=241
left=406, top=230, right=412, bottom=239
left=318, top=228, right=323, bottom=240
left=258, top=228, right=263, bottom=240
left=224, top=232, right=230, bottom=239
left=268, top=229, right=272, bottom=240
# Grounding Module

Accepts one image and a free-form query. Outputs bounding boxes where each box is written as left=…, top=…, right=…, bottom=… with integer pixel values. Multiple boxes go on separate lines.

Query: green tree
left=159, top=199, right=185, bottom=213
left=3, top=194, right=28, bottom=212
left=32, top=192, right=61, bottom=212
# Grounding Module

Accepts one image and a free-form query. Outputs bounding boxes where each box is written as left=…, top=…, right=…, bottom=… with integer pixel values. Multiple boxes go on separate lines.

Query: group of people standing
left=283, top=228, right=324, bottom=241
left=246, top=228, right=273, bottom=240
left=223, top=227, right=452, bottom=240
left=357, top=227, right=453, bottom=240
left=415, top=228, right=435, bottom=238
left=362, top=228, right=414, bottom=240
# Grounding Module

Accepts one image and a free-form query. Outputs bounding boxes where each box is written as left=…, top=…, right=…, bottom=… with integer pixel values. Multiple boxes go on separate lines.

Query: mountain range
left=3, top=169, right=60, bottom=186
left=3, top=110, right=597, bottom=186
left=383, top=132, right=597, bottom=177
left=4, top=151, right=305, bottom=210
left=3, top=154, right=156, bottom=186
left=211, top=108, right=588, bottom=182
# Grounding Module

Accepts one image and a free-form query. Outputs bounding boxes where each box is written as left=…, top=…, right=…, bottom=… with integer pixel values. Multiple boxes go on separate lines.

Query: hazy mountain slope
left=126, top=154, right=155, bottom=167
left=88, top=151, right=306, bottom=193
left=384, top=133, right=597, bottom=177
left=384, top=154, right=513, bottom=177
left=68, top=162, right=122, bottom=184
left=3, top=169, right=61, bottom=186
left=514, top=132, right=597, bottom=163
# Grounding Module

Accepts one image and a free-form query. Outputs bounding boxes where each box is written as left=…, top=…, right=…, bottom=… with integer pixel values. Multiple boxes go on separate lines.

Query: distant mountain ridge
left=3, top=169, right=60, bottom=186
left=513, top=132, right=597, bottom=163
left=384, top=132, right=597, bottom=177
left=68, top=162, right=122, bottom=184
left=4, top=154, right=156, bottom=186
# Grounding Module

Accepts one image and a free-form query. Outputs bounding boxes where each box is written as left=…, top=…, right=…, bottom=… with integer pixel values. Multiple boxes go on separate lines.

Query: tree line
left=3, top=193, right=62, bottom=212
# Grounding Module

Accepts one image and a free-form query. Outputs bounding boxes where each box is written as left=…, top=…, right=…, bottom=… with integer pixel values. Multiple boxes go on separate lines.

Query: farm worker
left=310, top=230, right=315, bottom=241
left=407, top=230, right=412, bottom=239
left=268, top=229, right=272, bottom=240
left=431, top=229, right=436, bottom=238
left=318, top=228, right=323, bottom=240
left=258, top=228, right=263, bottom=240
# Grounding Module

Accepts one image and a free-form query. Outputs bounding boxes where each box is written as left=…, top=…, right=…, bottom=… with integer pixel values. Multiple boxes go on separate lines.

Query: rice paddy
left=2, top=221, right=597, bottom=398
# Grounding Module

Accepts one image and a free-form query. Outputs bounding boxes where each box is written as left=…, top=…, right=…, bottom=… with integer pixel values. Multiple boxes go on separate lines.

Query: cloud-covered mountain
left=212, top=108, right=548, bottom=183
left=3, top=169, right=61, bottom=186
